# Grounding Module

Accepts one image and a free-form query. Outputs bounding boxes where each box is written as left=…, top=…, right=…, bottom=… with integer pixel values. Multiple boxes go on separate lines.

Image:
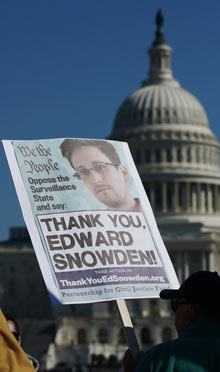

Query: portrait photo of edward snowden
left=60, top=139, right=142, bottom=212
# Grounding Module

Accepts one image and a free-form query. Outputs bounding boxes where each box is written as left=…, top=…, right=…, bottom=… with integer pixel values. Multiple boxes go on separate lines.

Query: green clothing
left=135, top=320, right=220, bottom=372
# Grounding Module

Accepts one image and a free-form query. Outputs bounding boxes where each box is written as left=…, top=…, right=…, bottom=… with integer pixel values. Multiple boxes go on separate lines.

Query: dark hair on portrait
left=60, top=139, right=121, bottom=169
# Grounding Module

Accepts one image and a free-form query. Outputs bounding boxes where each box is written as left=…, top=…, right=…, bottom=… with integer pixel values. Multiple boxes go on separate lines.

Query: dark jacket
left=135, top=320, right=220, bottom=372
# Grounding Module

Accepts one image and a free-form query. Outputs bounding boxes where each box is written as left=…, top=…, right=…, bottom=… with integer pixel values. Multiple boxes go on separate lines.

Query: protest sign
left=2, top=138, right=179, bottom=305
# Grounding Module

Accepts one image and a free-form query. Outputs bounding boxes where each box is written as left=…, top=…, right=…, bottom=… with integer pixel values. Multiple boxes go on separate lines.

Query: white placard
left=2, top=138, right=179, bottom=304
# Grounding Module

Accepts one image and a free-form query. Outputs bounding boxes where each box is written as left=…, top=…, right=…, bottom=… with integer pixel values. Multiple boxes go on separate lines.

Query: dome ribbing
left=113, top=85, right=210, bottom=136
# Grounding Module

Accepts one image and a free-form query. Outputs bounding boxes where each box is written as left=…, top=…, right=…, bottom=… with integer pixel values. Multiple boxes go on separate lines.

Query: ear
left=187, top=304, right=198, bottom=323
left=180, top=304, right=197, bottom=330
left=118, top=165, right=129, bottom=182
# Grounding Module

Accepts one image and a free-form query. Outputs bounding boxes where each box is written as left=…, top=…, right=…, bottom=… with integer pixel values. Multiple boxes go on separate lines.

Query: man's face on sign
left=71, top=145, right=130, bottom=209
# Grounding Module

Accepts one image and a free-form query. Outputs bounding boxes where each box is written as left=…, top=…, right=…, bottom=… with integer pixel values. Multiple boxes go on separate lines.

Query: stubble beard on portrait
left=95, top=187, right=135, bottom=210
left=94, top=186, right=123, bottom=209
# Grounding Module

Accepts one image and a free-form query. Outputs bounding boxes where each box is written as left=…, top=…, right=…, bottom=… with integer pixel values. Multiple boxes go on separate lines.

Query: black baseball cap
left=160, top=271, right=220, bottom=306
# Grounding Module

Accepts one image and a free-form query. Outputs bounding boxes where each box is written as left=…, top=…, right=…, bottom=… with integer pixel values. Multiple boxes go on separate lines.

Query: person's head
left=4, top=312, right=21, bottom=344
left=60, top=139, right=132, bottom=209
left=160, top=271, right=220, bottom=334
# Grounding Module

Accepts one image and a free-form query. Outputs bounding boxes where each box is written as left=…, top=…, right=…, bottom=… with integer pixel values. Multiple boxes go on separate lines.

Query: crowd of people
left=1, top=270, right=220, bottom=371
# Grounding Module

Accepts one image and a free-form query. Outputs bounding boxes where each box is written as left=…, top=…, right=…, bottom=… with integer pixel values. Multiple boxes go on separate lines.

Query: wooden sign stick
left=115, top=299, right=141, bottom=360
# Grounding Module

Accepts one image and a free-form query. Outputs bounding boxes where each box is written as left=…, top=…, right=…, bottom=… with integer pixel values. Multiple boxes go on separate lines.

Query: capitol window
left=98, top=328, right=108, bottom=344
left=177, top=148, right=181, bottom=162
left=166, top=148, right=172, bottom=162
left=156, top=149, right=162, bottom=163
left=77, top=329, right=87, bottom=344
left=145, top=149, right=151, bottom=163
left=118, top=329, right=126, bottom=345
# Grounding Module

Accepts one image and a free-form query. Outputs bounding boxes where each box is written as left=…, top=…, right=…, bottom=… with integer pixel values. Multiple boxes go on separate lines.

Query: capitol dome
left=112, top=10, right=215, bottom=142
left=110, top=10, right=220, bottom=227
left=113, top=84, right=211, bottom=137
